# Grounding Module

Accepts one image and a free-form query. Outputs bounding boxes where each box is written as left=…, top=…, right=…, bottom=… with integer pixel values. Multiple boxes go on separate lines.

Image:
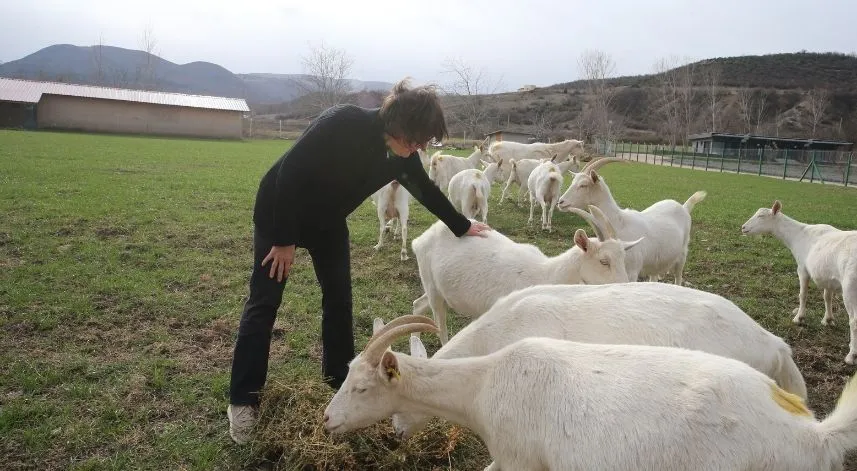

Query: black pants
left=229, top=222, right=355, bottom=406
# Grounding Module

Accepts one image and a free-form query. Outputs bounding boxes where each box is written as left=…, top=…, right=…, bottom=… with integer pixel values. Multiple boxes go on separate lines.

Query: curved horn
left=363, top=322, right=440, bottom=366
left=587, top=204, right=617, bottom=240
left=566, top=207, right=606, bottom=242
left=367, top=314, right=436, bottom=345
left=582, top=157, right=624, bottom=173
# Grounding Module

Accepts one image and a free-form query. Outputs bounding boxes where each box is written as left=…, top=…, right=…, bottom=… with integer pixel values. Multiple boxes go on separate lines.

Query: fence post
left=692, top=146, right=697, bottom=169
left=846, top=153, right=853, bottom=187
left=783, top=149, right=789, bottom=180
left=720, top=148, right=725, bottom=172
left=705, top=147, right=710, bottom=171
left=758, top=147, right=764, bottom=176
left=810, top=150, right=816, bottom=183
left=737, top=147, right=742, bottom=175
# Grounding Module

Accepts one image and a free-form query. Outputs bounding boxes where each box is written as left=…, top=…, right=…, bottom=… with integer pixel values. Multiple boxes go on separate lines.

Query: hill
left=0, top=44, right=393, bottom=105
left=433, top=52, right=857, bottom=145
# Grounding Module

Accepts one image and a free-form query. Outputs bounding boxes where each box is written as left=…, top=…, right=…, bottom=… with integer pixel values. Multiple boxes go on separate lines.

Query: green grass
left=1, top=129, right=857, bottom=470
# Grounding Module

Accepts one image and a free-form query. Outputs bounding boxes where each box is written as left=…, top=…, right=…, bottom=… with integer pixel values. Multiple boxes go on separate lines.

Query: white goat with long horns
left=557, top=157, right=707, bottom=284
left=323, top=315, right=857, bottom=471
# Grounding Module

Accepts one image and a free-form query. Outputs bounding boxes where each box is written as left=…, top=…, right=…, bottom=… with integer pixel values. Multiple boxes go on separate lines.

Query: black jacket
left=253, top=104, right=472, bottom=246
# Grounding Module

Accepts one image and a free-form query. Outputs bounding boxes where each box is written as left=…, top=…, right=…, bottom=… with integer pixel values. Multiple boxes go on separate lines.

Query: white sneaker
left=227, top=404, right=257, bottom=445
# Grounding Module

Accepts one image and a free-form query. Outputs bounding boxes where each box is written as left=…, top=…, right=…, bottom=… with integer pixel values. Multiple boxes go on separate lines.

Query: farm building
left=688, top=132, right=853, bottom=156
left=0, top=77, right=249, bottom=139
left=484, top=129, right=536, bottom=147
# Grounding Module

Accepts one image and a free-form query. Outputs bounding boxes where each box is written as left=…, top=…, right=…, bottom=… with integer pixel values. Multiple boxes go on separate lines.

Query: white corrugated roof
left=0, top=77, right=249, bottom=112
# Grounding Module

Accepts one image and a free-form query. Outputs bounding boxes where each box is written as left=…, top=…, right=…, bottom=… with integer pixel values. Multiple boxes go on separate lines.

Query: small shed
left=688, top=132, right=853, bottom=156
left=484, top=129, right=536, bottom=147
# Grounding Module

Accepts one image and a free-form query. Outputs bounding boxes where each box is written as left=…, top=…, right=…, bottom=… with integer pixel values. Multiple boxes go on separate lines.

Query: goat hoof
left=791, top=315, right=803, bottom=325
left=373, top=244, right=381, bottom=251
left=846, top=353, right=857, bottom=365
left=822, top=318, right=834, bottom=327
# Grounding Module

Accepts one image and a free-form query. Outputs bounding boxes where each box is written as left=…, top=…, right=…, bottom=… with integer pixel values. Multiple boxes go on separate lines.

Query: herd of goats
left=320, top=138, right=857, bottom=470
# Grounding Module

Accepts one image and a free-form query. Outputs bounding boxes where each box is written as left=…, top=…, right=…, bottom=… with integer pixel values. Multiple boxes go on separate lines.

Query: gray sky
left=2, top=0, right=855, bottom=92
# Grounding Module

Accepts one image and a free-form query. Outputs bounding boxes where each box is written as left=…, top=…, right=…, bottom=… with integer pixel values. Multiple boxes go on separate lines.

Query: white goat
left=427, top=145, right=490, bottom=194
left=411, top=208, right=643, bottom=343
left=557, top=157, right=707, bottom=284
left=370, top=180, right=411, bottom=261
left=392, top=281, right=808, bottom=440
left=416, top=148, right=431, bottom=168
left=527, top=158, right=564, bottom=231
left=446, top=159, right=503, bottom=223
left=742, top=200, right=857, bottom=364
left=499, top=156, right=577, bottom=207
left=324, top=316, right=857, bottom=471
left=488, top=138, right=584, bottom=164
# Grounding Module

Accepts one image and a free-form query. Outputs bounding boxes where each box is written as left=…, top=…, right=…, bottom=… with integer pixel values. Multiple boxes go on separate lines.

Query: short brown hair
left=379, top=77, right=448, bottom=146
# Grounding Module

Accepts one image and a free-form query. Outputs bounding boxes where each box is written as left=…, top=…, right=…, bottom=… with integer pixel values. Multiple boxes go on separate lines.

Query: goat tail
left=772, top=346, right=808, bottom=400
left=683, top=190, right=707, bottom=213
left=472, top=181, right=483, bottom=202
left=817, top=372, right=857, bottom=455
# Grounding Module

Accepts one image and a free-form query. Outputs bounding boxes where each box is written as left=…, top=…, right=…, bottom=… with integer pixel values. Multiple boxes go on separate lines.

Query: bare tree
left=774, top=108, right=790, bottom=137
left=736, top=87, right=753, bottom=134
left=138, top=24, right=158, bottom=90
left=676, top=58, right=696, bottom=142
left=578, top=49, right=617, bottom=142
left=91, top=33, right=106, bottom=85
left=532, top=104, right=557, bottom=141
left=439, top=57, right=503, bottom=140
left=652, top=56, right=683, bottom=147
left=293, top=41, right=354, bottom=115
left=752, top=90, right=769, bottom=134
left=804, top=88, right=829, bottom=138
left=703, top=63, right=722, bottom=132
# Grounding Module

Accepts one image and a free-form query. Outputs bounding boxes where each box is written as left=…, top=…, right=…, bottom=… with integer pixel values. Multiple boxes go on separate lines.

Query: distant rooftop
left=0, top=77, right=249, bottom=112
left=687, top=132, right=852, bottom=146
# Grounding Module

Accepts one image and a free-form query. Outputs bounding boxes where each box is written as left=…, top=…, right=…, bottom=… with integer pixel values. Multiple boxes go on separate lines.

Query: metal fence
left=594, top=141, right=856, bottom=187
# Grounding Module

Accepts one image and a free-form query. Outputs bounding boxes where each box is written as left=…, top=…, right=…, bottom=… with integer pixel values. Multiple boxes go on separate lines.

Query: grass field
left=1, top=129, right=857, bottom=470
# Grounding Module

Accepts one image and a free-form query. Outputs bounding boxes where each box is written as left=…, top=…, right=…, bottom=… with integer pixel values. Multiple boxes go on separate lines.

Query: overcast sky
left=2, top=0, right=855, bottom=92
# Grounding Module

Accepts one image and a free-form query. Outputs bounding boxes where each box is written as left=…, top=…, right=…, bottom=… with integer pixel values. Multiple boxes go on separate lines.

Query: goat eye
left=600, top=259, right=609, bottom=266
left=357, top=388, right=367, bottom=394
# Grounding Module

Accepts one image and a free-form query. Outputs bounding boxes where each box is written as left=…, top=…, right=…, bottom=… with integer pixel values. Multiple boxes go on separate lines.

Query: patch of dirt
left=94, top=226, right=130, bottom=239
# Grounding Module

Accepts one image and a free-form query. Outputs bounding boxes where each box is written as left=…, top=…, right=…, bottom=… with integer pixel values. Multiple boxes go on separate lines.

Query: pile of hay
left=248, top=374, right=490, bottom=470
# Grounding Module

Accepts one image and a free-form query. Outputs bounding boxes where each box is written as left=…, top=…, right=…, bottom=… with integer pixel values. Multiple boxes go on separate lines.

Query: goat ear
left=380, top=351, right=401, bottom=383
left=409, top=334, right=428, bottom=359
left=497, top=158, right=503, bottom=168
left=589, top=170, right=600, bottom=183
left=372, top=318, right=385, bottom=336
left=772, top=200, right=781, bottom=214
left=573, top=228, right=589, bottom=252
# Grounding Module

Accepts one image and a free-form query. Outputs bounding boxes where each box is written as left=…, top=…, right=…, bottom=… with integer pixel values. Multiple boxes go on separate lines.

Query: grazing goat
left=427, top=146, right=490, bottom=194
left=446, top=160, right=503, bottom=223
left=499, top=157, right=577, bottom=207
left=411, top=207, right=643, bottom=343
left=488, top=138, right=584, bottom=164
left=392, top=281, right=808, bottom=440
left=370, top=180, right=411, bottom=261
left=742, top=200, right=857, bottom=364
left=557, top=157, right=707, bottom=284
left=527, top=158, right=564, bottom=231
left=324, top=316, right=857, bottom=471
